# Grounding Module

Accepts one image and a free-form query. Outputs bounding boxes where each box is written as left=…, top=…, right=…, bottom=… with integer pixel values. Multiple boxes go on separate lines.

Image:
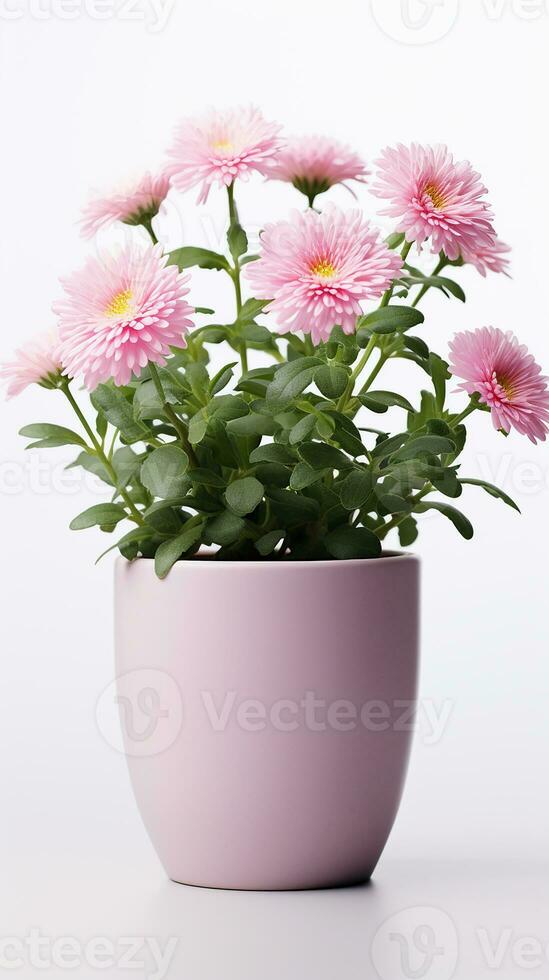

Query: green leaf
left=197, top=326, right=228, bottom=344
left=91, top=385, right=149, bottom=444
left=209, top=361, right=237, bottom=396
left=187, top=468, right=225, bottom=488
left=68, top=451, right=113, bottom=485
left=289, top=414, right=317, bottom=445
left=154, top=524, right=203, bottom=578
left=315, top=412, right=336, bottom=440
left=110, top=444, right=140, bottom=484
left=429, top=353, right=450, bottom=412
left=290, top=462, right=326, bottom=490
left=20, top=423, right=87, bottom=449
left=357, top=306, right=425, bottom=337
left=430, top=468, right=462, bottom=499
left=225, top=477, right=264, bottom=516
left=226, top=414, right=279, bottom=438
left=416, top=501, right=474, bottom=539
left=236, top=365, right=276, bottom=396
left=386, top=232, right=406, bottom=250
left=298, top=442, right=349, bottom=471
left=205, top=510, right=246, bottom=546
left=330, top=412, right=366, bottom=458
left=314, top=364, right=349, bottom=400
left=240, top=322, right=272, bottom=345
left=339, top=470, right=372, bottom=510
left=249, top=443, right=295, bottom=465
left=402, top=274, right=466, bottom=302
left=70, top=503, right=127, bottom=531
left=143, top=497, right=188, bottom=518
left=267, top=488, right=320, bottom=525
left=460, top=478, right=520, bottom=512
left=371, top=432, right=409, bottom=460
left=265, top=357, right=323, bottom=411
left=133, top=375, right=182, bottom=421
left=188, top=411, right=209, bottom=445
left=404, top=335, right=430, bottom=359
left=96, top=412, right=108, bottom=441
left=140, top=445, right=189, bottom=499
left=377, top=492, right=410, bottom=513
left=255, top=529, right=285, bottom=557
left=95, top=526, right=157, bottom=564
left=395, top=434, right=455, bottom=460
left=227, top=222, right=248, bottom=260
left=255, top=463, right=290, bottom=488
left=398, top=516, right=419, bottom=547
left=359, top=391, right=415, bottom=414
left=167, top=246, right=230, bottom=272
left=325, top=526, right=382, bottom=559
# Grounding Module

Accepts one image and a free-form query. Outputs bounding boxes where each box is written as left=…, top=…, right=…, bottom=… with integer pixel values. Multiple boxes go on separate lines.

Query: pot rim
left=116, top=550, right=419, bottom=571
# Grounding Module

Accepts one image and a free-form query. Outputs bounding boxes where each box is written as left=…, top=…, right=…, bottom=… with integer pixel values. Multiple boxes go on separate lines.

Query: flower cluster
left=2, top=106, right=547, bottom=575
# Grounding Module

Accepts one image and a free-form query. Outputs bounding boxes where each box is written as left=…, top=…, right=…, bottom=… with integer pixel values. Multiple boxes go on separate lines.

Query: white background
left=1, top=1, right=548, bottom=978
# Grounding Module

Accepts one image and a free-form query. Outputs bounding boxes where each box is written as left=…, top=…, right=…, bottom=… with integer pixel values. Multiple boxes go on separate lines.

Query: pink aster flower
left=80, top=171, right=171, bottom=239
left=265, top=134, right=369, bottom=204
left=460, top=236, right=511, bottom=277
left=373, top=143, right=496, bottom=260
left=245, top=206, right=403, bottom=344
left=167, top=105, right=283, bottom=203
left=449, top=327, right=549, bottom=444
left=0, top=327, right=65, bottom=397
left=54, top=243, right=194, bottom=390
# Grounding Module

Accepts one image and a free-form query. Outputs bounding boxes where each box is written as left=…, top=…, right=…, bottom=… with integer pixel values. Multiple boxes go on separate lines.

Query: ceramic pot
left=114, top=553, right=420, bottom=890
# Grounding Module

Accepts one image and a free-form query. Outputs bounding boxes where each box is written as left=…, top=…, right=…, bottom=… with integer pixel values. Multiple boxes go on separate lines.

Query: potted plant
left=3, top=108, right=548, bottom=890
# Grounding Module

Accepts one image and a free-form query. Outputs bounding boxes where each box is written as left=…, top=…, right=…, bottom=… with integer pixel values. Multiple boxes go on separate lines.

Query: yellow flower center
left=311, top=259, right=337, bottom=279
left=496, top=373, right=514, bottom=400
left=424, top=183, right=446, bottom=210
left=105, top=289, right=134, bottom=318
left=212, top=140, right=233, bottom=154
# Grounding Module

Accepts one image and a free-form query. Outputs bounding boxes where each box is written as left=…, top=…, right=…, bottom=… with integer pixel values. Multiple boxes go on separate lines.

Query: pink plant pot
left=114, top=552, right=420, bottom=890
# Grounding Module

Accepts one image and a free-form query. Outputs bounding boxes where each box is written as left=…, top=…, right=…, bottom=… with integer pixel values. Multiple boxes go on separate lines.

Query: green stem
left=412, top=256, right=447, bottom=308
left=61, top=382, right=144, bottom=525
left=337, top=335, right=377, bottom=412
left=357, top=352, right=389, bottom=398
left=148, top=363, right=197, bottom=465
left=107, top=427, right=118, bottom=461
left=304, top=335, right=315, bottom=357
left=141, top=217, right=158, bottom=245
left=451, top=398, right=479, bottom=428
left=380, top=241, right=413, bottom=307
left=227, top=183, right=247, bottom=373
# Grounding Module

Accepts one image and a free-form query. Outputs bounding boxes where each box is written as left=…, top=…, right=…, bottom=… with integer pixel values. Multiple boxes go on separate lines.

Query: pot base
left=169, top=874, right=373, bottom=892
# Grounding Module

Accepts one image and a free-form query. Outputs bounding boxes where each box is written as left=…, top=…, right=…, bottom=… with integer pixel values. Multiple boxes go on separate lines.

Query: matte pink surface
left=114, top=553, right=420, bottom=890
